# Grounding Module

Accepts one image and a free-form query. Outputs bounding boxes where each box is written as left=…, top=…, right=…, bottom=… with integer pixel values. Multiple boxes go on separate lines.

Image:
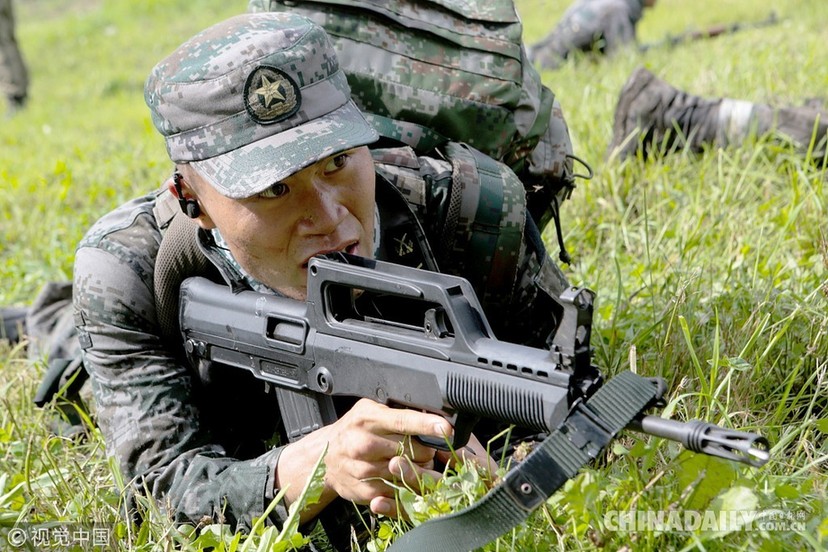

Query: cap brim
left=191, top=101, right=379, bottom=199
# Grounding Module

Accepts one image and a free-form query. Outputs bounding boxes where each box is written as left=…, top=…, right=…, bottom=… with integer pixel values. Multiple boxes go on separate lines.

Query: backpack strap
left=365, top=112, right=449, bottom=153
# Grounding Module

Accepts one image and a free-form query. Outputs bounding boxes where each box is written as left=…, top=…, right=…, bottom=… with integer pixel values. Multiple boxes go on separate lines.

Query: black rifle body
left=179, top=255, right=768, bottom=466
left=180, top=255, right=594, bottom=449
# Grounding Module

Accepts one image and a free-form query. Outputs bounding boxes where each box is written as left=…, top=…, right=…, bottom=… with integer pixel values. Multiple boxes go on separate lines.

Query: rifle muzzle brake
left=628, top=416, right=770, bottom=467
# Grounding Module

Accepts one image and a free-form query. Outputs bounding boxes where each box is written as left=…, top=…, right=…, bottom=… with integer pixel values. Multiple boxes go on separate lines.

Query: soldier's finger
left=383, top=407, right=453, bottom=440
left=369, top=495, right=399, bottom=518
left=389, top=456, right=439, bottom=492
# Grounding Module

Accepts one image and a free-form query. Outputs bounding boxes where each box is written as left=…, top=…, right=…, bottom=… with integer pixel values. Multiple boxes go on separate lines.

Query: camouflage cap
left=144, top=12, right=379, bottom=198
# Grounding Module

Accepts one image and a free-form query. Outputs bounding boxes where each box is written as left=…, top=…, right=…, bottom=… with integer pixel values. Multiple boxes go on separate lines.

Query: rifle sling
left=388, top=370, right=658, bottom=552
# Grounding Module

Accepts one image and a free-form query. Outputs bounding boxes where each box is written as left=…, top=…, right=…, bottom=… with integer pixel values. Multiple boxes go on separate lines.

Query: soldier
left=57, top=12, right=573, bottom=548
left=528, top=0, right=657, bottom=70
left=607, top=66, right=828, bottom=161
left=0, top=0, right=28, bottom=114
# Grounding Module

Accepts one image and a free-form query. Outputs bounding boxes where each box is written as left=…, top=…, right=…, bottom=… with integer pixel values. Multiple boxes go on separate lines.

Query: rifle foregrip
left=447, top=373, right=551, bottom=433
left=629, top=416, right=770, bottom=467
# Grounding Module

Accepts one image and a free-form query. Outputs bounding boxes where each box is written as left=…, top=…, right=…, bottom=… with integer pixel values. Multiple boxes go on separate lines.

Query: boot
left=1, top=306, right=29, bottom=344
left=754, top=103, right=828, bottom=160
left=607, top=67, right=722, bottom=160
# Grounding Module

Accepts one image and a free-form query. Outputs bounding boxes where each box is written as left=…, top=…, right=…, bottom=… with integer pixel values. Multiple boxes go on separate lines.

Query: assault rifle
left=179, top=253, right=770, bottom=551
left=639, top=12, right=780, bottom=53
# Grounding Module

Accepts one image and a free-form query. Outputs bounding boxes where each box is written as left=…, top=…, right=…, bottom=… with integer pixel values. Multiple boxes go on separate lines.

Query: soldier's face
left=187, top=146, right=376, bottom=300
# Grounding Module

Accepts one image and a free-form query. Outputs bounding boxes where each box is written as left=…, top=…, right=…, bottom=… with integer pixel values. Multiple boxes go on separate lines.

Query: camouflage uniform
left=71, top=12, right=570, bottom=544
left=0, top=0, right=27, bottom=112
left=528, top=0, right=647, bottom=70
left=608, top=66, right=828, bottom=161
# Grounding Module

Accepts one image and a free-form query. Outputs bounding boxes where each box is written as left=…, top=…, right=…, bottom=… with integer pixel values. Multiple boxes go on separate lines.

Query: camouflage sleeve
left=600, top=7, right=637, bottom=53
left=545, top=1, right=617, bottom=57
left=73, top=244, right=288, bottom=531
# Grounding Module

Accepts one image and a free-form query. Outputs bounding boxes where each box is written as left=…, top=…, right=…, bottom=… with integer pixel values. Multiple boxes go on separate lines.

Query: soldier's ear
left=172, top=172, right=201, bottom=218
left=167, top=173, right=216, bottom=229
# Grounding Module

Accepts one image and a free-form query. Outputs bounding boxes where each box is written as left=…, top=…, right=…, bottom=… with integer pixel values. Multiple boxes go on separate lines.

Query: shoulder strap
left=153, top=201, right=221, bottom=343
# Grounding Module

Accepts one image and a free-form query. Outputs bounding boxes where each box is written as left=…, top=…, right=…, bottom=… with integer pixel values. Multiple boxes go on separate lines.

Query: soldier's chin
left=275, top=284, right=307, bottom=301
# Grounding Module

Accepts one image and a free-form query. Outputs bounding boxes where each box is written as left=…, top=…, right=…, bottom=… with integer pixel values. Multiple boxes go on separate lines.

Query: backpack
left=370, top=142, right=528, bottom=311
left=248, top=0, right=587, bottom=262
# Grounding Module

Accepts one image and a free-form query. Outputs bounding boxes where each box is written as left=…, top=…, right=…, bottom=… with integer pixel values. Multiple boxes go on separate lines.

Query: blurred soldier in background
left=608, top=66, right=828, bottom=162
left=528, top=0, right=657, bottom=70
left=0, top=0, right=28, bottom=114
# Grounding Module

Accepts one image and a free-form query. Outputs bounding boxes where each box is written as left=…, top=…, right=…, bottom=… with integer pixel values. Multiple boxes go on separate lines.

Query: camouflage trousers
left=614, top=67, right=828, bottom=162
left=0, top=0, right=28, bottom=105
left=715, top=98, right=828, bottom=159
left=25, top=281, right=88, bottom=432
left=650, top=97, right=828, bottom=162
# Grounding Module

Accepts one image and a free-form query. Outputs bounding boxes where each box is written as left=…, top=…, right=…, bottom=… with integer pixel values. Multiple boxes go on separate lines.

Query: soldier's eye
left=324, top=152, right=350, bottom=173
left=258, top=182, right=289, bottom=199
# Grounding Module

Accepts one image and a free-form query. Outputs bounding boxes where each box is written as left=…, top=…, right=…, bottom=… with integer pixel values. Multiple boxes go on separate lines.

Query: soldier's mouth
left=301, top=242, right=359, bottom=268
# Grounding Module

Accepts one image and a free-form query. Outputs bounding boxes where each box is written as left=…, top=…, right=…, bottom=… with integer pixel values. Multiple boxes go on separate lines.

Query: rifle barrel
left=628, top=415, right=770, bottom=467
left=639, top=11, right=780, bottom=53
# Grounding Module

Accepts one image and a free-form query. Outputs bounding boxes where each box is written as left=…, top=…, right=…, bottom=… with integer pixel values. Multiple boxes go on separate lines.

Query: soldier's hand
left=276, top=398, right=453, bottom=520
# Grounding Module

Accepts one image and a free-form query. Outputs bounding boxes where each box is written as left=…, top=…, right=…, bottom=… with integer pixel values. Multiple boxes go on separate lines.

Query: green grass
left=2, top=0, right=827, bottom=550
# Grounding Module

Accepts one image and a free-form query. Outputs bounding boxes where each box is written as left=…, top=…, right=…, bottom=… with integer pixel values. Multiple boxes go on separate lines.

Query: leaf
left=818, top=516, right=828, bottom=540
left=628, top=440, right=651, bottom=459
left=195, top=524, right=233, bottom=549
left=0, top=476, right=25, bottom=510
left=275, top=445, right=328, bottom=543
left=612, top=443, right=629, bottom=456
left=725, top=357, right=752, bottom=372
left=175, top=524, right=196, bottom=540
left=714, top=485, right=759, bottom=512
left=256, top=526, right=291, bottom=552
left=773, top=484, right=800, bottom=499
left=675, top=451, right=737, bottom=511
left=815, top=419, right=828, bottom=433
